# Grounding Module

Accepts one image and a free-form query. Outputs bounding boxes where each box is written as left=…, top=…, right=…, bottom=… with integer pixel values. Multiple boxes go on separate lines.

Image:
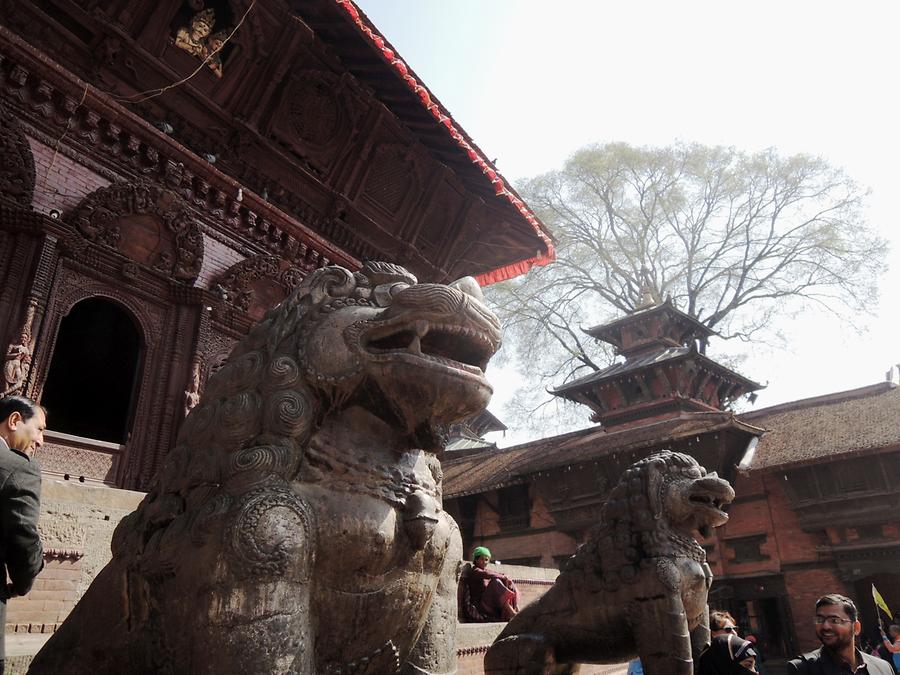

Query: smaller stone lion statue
left=484, top=451, right=734, bottom=675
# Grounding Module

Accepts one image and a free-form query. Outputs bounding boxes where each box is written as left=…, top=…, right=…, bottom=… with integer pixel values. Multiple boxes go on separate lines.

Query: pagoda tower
left=553, top=299, right=762, bottom=429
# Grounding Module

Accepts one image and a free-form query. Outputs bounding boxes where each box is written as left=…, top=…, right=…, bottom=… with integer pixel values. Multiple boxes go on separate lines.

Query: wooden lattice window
left=838, top=469, right=868, bottom=494
left=856, top=524, right=883, bottom=540
left=785, top=469, right=817, bottom=501
left=727, top=535, right=770, bottom=563
left=497, top=484, right=531, bottom=532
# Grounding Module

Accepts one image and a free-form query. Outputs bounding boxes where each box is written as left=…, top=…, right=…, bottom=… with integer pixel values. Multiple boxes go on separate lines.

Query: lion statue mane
left=31, top=261, right=502, bottom=675
left=484, top=450, right=735, bottom=675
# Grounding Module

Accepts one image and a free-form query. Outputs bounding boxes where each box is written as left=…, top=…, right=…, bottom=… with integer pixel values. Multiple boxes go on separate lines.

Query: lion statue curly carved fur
left=31, top=261, right=502, bottom=675
left=484, top=451, right=735, bottom=675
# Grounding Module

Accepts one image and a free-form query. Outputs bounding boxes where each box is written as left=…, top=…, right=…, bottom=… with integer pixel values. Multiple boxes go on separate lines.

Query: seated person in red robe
left=459, top=546, right=520, bottom=622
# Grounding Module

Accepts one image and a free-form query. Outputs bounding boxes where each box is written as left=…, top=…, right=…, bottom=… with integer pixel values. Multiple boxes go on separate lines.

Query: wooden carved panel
left=36, top=437, right=119, bottom=486
left=287, top=72, right=341, bottom=146
left=69, top=181, right=204, bottom=282
left=270, top=69, right=361, bottom=175
left=0, top=104, right=36, bottom=208
left=416, top=179, right=464, bottom=263
left=363, top=143, right=412, bottom=215
left=212, top=254, right=310, bottom=321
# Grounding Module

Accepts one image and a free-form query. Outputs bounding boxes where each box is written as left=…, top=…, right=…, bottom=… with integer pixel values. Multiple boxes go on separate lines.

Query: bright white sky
left=355, top=0, right=900, bottom=445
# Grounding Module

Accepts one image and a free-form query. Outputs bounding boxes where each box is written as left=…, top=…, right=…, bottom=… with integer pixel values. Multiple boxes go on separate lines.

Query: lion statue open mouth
left=484, top=451, right=734, bottom=675
left=31, top=261, right=501, bottom=675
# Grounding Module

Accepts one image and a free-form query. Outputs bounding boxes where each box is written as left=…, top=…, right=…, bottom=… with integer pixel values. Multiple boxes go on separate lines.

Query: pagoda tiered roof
left=554, top=301, right=762, bottom=427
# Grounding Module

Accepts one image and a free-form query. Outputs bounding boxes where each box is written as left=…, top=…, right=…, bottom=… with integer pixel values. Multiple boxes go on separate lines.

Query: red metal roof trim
left=333, top=0, right=555, bottom=285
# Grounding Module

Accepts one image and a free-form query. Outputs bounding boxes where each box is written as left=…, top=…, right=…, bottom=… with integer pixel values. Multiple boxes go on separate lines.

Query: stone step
left=5, top=632, right=52, bottom=675
left=458, top=621, right=507, bottom=650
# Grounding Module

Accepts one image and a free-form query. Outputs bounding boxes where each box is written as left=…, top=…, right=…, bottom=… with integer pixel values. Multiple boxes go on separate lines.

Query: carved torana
left=212, top=254, right=312, bottom=319
left=70, top=181, right=205, bottom=282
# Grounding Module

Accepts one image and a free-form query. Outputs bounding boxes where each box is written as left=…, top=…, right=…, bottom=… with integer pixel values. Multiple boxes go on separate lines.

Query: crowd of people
left=625, top=593, right=900, bottom=674
left=459, top=542, right=900, bottom=674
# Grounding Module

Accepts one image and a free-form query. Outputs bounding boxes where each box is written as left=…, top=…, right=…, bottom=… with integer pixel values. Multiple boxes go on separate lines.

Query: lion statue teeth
left=31, top=261, right=502, bottom=675
left=484, top=451, right=735, bottom=675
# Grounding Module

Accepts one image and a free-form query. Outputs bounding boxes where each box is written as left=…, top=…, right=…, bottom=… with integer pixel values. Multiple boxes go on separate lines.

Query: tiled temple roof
left=443, top=412, right=762, bottom=497
left=742, top=382, right=900, bottom=470
left=443, top=382, right=900, bottom=497
left=332, top=0, right=555, bottom=284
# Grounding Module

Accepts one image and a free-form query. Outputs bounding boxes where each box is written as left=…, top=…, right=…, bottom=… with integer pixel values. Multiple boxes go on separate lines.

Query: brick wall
left=5, top=554, right=81, bottom=633
left=4, top=477, right=143, bottom=635
left=471, top=529, right=578, bottom=570
left=27, top=137, right=111, bottom=217
left=197, top=234, right=244, bottom=289
left=785, top=567, right=851, bottom=652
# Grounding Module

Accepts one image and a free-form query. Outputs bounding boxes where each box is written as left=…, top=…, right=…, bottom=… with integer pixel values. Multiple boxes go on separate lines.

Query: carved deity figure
left=2, top=302, right=36, bottom=397
left=484, top=451, right=735, bottom=675
left=175, top=8, right=215, bottom=58
left=174, top=7, right=231, bottom=77
left=205, top=30, right=228, bottom=78
left=183, top=360, right=202, bottom=417
left=2, top=342, right=31, bottom=397
left=30, top=261, right=501, bottom=675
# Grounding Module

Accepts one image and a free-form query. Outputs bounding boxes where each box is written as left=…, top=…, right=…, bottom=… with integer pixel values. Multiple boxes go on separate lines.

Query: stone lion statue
left=484, top=451, right=735, bottom=675
left=31, top=261, right=501, bottom=675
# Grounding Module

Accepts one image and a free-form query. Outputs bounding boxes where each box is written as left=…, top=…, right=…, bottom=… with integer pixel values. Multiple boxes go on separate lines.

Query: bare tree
left=487, top=142, right=887, bottom=436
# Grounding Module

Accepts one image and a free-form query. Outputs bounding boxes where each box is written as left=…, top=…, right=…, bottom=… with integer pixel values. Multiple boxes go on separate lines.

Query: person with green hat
left=460, top=546, right=519, bottom=622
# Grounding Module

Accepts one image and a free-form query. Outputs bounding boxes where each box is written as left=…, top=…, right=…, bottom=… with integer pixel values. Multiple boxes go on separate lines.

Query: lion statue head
left=567, top=450, right=734, bottom=590
left=114, top=261, right=501, bottom=563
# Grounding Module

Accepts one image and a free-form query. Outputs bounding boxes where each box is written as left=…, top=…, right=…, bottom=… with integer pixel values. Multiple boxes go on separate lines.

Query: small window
left=728, top=535, right=770, bottom=563
left=497, top=484, right=531, bottom=532
left=815, top=466, right=838, bottom=497
left=838, top=469, right=868, bottom=494
left=785, top=469, right=816, bottom=501
left=856, top=524, right=883, bottom=540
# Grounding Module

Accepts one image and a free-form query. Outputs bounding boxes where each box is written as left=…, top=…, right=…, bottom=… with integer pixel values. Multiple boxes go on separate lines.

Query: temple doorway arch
left=40, top=297, right=143, bottom=444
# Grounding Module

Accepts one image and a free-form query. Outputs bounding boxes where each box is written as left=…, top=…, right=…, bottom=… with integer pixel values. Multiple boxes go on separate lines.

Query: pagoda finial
left=635, top=267, right=657, bottom=310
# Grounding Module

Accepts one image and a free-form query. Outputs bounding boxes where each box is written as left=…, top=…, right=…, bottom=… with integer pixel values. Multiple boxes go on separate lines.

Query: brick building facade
left=444, top=298, right=900, bottom=663
left=445, top=383, right=900, bottom=658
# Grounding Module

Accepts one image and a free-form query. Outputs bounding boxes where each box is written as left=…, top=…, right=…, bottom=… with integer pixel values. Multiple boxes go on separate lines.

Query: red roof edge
left=333, top=0, right=556, bottom=285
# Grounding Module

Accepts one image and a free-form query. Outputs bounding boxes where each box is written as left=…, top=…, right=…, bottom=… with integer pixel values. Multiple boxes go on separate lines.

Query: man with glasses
left=787, top=594, right=893, bottom=674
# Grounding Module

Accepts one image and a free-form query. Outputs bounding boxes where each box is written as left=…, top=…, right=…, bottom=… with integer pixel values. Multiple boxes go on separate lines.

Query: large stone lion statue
left=30, top=261, right=501, bottom=675
left=484, top=451, right=735, bottom=675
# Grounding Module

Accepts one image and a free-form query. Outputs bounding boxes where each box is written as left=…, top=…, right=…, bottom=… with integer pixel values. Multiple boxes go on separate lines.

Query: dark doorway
left=41, top=298, right=142, bottom=443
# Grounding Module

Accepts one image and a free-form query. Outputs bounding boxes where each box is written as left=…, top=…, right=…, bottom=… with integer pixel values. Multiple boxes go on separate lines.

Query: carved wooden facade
left=0, top=0, right=552, bottom=491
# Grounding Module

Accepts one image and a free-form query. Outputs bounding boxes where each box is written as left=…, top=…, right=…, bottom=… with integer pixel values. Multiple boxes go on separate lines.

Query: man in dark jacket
left=787, top=594, right=894, bottom=674
left=0, top=396, right=45, bottom=674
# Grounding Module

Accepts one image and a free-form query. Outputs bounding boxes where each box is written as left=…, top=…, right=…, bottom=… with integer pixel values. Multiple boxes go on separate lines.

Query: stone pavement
left=5, top=633, right=51, bottom=674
